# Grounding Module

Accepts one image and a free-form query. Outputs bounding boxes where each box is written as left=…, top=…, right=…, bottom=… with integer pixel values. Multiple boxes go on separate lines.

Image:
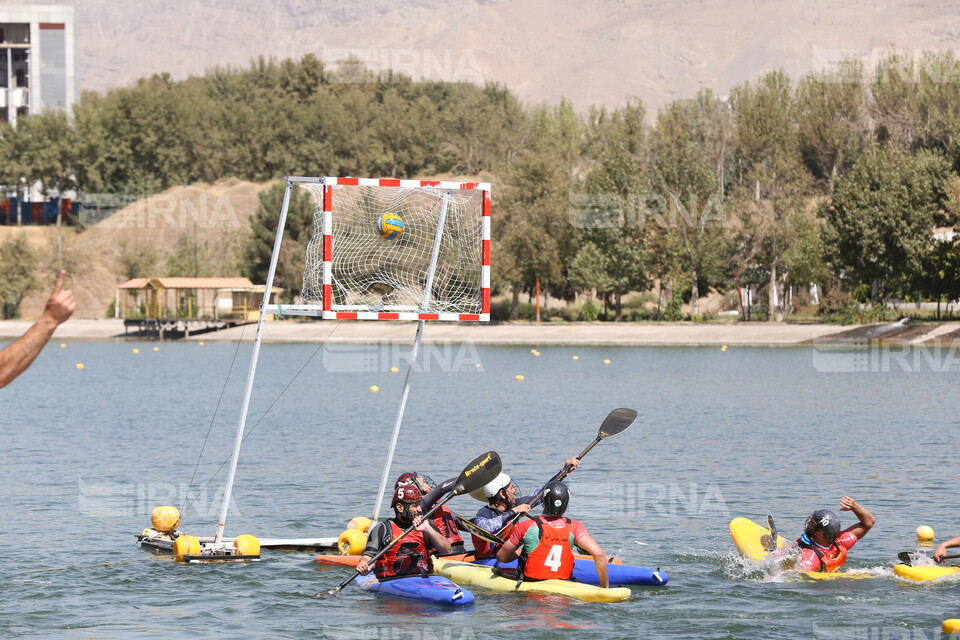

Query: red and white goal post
left=263, top=177, right=491, bottom=322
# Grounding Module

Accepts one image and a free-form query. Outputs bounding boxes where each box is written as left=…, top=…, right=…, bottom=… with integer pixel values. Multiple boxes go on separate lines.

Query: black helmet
left=805, top=509, right=841, bottom=544
left=542, top=481, right=570, bottom=516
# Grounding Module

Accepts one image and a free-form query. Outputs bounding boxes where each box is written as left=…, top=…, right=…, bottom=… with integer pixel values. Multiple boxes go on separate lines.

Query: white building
left=0, top=5, right=77, bottom=125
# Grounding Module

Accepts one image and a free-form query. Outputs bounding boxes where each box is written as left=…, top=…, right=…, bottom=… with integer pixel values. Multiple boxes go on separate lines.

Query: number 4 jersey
left=507, top=515, right=589, bottom=580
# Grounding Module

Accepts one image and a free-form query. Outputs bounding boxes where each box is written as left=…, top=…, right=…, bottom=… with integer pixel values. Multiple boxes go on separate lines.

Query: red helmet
left=391, top=485, right=423, bottom=508
left=395, top=472, right=419, bottom=490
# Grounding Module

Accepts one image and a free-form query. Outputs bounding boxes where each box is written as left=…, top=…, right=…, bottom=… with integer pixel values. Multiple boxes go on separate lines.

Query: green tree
left=243, top=182, right=314, bottom=301
left=822, top=145, right=951, bottom=300
left=729, top=70, right=809, bottom=321
left=795, top=59, right=869, bottom=192
left=0, top=234, right=39, bottom=318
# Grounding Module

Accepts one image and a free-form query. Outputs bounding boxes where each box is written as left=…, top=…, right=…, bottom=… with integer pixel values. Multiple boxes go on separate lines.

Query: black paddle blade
left=598, top=408, right=638, bottom=439
left=453, top=451, right=501, bottom=496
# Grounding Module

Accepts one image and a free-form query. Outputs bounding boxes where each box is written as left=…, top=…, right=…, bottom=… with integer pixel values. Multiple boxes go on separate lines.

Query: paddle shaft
left=898, top=551, right=960, bottom=566
left=498, top=409, right=638, bottom=535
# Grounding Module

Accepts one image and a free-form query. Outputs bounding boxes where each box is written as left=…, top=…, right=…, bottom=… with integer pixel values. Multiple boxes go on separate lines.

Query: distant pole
left=535, top=275, right=541, bottom=323
left=193, top=221, right=198, bottom=277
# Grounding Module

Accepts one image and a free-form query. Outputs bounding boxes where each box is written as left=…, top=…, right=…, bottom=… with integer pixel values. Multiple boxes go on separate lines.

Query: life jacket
left=796, top=535, right=849, bottom=573
left=522, top=516, right=575, bottom=581
left=433, top=506, right=465, bottom=549
left=374, top=520, right=432, bottom=579
left=472, top=520, right=514, bottom=560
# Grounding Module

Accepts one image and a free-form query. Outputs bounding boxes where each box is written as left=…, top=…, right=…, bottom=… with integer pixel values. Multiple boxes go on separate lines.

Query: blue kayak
left=473, top=557, right=668, bottom=587
left=355, top=573, right=475, bottom=606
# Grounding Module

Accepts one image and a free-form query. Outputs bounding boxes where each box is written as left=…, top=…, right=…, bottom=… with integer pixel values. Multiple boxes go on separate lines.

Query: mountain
left=8, top=0, right=960, bottom=113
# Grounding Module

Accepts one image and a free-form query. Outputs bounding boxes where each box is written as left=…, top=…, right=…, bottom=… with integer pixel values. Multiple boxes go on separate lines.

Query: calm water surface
left=1, top=338, right=958, bottom=639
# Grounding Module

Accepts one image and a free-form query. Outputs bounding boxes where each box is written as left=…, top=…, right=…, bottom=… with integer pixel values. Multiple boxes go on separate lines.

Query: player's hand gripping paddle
left=897, top=551, right=960, bottom=566
left=499, top=408, right=638, bottom=534
left=317, top=451, right=501, bottom=598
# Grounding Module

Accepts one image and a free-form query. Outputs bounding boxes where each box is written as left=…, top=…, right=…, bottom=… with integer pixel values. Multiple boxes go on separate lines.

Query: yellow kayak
left=894, top=564, right=960, bottom=582
left=432, top=557, right=632, bottom=603
left=729, top=517, right=875, bottom=581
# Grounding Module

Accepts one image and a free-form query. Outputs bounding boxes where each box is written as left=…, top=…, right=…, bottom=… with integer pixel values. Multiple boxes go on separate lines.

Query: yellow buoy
left=153, top=346, right=160, bottom=352
left=338, top=528, right=367, bottom=556
left=603, top=359, right=611, bottom=365
left=515, top=374, right=525, bottom=381
left=132, top=348, right=140, bottom=354
left=151, top=506, right=181, bottom=533
left=721, top=345, right=728, bottom=352
left=572, top=355, right=579, bottom=360
left=390, top=366, right=399, bottom=373
left=75, top=363, right=84, bottom=370
left=943, top=620, right=960, bottom=634
left=173, top=535, right=200, bottom=562
left=348, top=516, right=372, bottom=534
left=233, top=534, right=261, bottom=556
left=531, top=349, right=541, bottom=356
left=917, top=525, right=935, bottom=541
left=370, top=385, right=380, bottom=392
left=198, top=341, right=205, bottom=346
left=59, top=343, right=66, bottom=348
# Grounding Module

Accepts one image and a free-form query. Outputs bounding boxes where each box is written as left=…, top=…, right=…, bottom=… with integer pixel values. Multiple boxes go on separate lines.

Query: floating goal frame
left=263, top=176, right=491, bottom=322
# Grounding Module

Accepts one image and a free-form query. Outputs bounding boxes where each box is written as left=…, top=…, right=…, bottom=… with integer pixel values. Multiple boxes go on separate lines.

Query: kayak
left=431, top=557, right=632, bottom=603
left=314, top=553, right=666, bottom=586
left=355, top=573, right=474, bottom=607
left=894, top=563, right=960, bottom=582
left=729, top=516, right=870, bottom=581
left=471, top=557, right=667, bottom=587
left=315, top=551, right=625, bottom=567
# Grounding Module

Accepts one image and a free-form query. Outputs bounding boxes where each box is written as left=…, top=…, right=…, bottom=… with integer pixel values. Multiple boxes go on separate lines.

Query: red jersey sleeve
left=570, top=519, right=589, bottom=542
left=835, top=529, right=858, bottom=551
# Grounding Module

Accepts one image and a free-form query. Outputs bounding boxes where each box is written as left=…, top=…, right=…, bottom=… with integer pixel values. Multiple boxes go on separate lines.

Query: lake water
left=2, top=338, right=959, bottom=639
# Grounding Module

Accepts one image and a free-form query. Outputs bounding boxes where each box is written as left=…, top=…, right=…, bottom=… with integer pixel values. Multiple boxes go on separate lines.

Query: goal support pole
left=371, top=191, right=452, bottom=523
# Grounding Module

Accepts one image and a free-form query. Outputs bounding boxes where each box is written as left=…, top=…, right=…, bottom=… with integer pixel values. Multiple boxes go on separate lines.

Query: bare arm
left=839, top=496, right=874, bottom=540
left=934, top=535, right=960, bottom=562
left=0, top=271, right=75, bottom=388
left=496, top=539, right=521, bottom=563
left=417, top=516, right=451, bottom=556
left=575, top=532, right=609, bottom=589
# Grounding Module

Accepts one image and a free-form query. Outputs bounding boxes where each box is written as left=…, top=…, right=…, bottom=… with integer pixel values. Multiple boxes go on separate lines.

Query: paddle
left=897, top=551, right=960, bottom=566
left=317, top=451, right=501, bottom=598
left=498, top=408, right=638, bottom=535
left=760, top=515, right=778, bottom=552
left=454, top=513, right=505, bottom=546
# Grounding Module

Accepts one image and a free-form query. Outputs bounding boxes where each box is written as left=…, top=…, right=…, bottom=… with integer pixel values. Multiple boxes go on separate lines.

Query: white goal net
left=275, top=178, right=490, bottom=321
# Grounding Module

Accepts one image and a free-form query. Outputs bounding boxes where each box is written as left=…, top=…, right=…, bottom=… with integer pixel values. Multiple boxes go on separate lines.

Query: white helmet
left=481, top=473, right=512, bottom=498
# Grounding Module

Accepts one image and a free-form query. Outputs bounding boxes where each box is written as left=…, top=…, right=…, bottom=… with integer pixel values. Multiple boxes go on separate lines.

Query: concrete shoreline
left=1, top=318, right=955, bottom=346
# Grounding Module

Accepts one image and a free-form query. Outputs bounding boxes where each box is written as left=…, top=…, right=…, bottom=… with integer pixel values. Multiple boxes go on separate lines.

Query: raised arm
left=839, top=496, right=874, bottom=540
left=0, top=270, right=75, bottom=388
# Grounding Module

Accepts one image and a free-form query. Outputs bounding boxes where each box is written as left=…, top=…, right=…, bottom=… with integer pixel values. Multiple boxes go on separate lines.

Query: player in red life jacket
left=355, top=485, right=452, bottom=579
left=394, top=472, right=467, bottom=556
left=796, top=497, right=875, bottom=573
left=495, top=481, right=610, bottom=588
left=471, top=459, right=581, bottom=559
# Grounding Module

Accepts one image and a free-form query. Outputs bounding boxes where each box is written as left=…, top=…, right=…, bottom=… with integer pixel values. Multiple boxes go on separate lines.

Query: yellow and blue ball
left=377, top=212, right=405, bottom=240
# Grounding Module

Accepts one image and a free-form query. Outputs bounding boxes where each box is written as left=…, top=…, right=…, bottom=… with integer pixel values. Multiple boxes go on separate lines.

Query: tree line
left=3, top=51, right=960, bottom=321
